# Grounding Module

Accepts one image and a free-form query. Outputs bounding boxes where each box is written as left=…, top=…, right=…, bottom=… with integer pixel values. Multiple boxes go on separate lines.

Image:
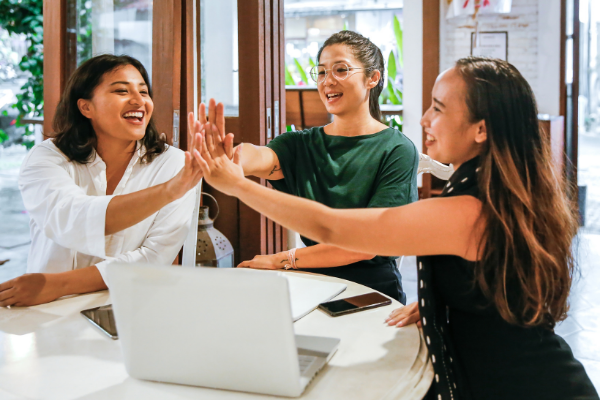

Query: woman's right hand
left=385, top=301, right=421, bottom=327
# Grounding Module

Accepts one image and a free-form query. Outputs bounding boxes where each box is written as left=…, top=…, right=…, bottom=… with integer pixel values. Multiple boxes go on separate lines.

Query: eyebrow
left=433, top=98, right=446, bottom=108
left=318, top=60, right=351, bottom=66
left=110, top=81, right=148, bottom=87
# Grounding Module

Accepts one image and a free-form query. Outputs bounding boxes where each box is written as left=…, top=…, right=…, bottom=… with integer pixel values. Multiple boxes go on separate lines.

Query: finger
left=224, top=133, right=235, bottom=159
left=211, top=124, right=224, bottom=156
left=187, top=112, right=195, bottom=151
left=205, top=122, right=216, bottom=155
left=199, top=102, right=207, bottom=123
left=208, top=98, right=216, bottom=126
left=0, top=287, right=15, bottom=302
left=0, top=296, right=17, bottom=307
left=395, top=312, right=421, bottom=327
left=0, top=279, right=14, bottom=293
left=216, top=102, right=225, bottom=141
left=237, top=261, right=251, bottom=268
left=233, top=145, right=243, bottom=166
left=193, top=149, right=211, bottom=176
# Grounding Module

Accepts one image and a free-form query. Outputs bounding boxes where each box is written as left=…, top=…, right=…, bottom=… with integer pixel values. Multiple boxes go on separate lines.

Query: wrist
left=46, top=272, right=69, bottom=298
left=230, top=176, right=253, bottom=197
left=162, top=180, right=180, bottom=203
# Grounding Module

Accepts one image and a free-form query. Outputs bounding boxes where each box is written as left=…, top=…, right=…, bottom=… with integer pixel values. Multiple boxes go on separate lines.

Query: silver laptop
left=106, top=263, right=340, bottom=397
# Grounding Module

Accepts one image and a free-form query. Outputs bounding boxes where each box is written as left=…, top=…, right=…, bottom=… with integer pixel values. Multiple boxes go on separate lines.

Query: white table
left=0, top=272, right=433, bottom=400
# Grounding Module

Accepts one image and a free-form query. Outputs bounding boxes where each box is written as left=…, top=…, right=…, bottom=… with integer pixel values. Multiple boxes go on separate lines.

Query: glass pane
left=66, top=0, right=153, bottom=79
left=200, top=0, right=239, bottom=117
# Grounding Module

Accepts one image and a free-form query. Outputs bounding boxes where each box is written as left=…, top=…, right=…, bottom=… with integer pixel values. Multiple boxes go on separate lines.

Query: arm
left=193, top=125, right=484, bottom=261
left=0, top=185, right=196, bottom=307
left=0, top=266, right=106, bottom=307
left=236, top=143, right=284, bottom=180
left=238, top=244, right=375, bottom=270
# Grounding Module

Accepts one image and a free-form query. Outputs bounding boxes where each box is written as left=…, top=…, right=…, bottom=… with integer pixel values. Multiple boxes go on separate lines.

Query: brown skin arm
left=238, top=244, right=374, bottom=270
left=0, top=266, right=106, bottom=307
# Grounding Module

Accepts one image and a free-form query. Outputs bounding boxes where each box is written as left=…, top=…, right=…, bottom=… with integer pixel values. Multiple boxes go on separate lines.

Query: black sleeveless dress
left=418, top=157, right=598, bottom=400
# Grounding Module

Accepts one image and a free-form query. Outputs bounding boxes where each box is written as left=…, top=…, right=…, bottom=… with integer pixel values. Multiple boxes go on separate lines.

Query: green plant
left=0, top=0, right=43, bottom=148
left=294, top=58, right=309, bottom=85
left=383, top=15, right=404, bottom=131
left=0, top=129, right=8, bottom=144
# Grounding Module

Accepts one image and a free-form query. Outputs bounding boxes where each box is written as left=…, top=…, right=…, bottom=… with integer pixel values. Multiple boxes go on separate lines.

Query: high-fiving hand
left=190, top=102, right=246, bottom=197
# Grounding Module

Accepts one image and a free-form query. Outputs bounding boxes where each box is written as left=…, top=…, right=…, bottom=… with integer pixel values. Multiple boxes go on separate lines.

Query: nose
left=323, top=69, right=337, bottom=86
left=420, top=107, right=431, bottom=128
left=129, top=90, right=144, bottom=106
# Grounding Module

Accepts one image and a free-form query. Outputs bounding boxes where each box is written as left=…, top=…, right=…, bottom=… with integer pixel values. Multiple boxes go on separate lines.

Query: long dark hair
left=456, top=57, right=578, bottom=329
left=51, top=54, right=166, bottom=164
left=317, top=30, right=385, bottom=121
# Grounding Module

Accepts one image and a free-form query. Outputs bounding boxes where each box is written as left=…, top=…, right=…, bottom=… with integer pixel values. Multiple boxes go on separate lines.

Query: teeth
left=327, top=93, right=342, bottom=99
left=427, top=134, right=436, bottom=142
left=124, top=112, right=143, bottom=118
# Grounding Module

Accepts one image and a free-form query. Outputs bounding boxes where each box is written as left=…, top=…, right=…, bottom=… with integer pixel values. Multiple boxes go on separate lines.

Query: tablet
left=81, top=304, right=118, bottom=339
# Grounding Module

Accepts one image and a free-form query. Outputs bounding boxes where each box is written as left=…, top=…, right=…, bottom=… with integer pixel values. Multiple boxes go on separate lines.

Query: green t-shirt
left=267, top=126, right=418, bottom=264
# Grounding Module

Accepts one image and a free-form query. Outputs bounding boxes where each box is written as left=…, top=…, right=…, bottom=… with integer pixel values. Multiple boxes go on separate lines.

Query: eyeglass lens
left=310, top=63, right=351, bottom=83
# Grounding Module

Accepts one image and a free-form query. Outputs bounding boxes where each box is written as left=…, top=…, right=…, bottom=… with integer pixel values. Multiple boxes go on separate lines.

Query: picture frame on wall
left=470, top=31, right=508, bottom=61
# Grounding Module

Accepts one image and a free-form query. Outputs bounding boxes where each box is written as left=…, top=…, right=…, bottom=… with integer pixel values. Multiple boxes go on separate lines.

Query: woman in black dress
left=191, top=57, right=598, bottom=399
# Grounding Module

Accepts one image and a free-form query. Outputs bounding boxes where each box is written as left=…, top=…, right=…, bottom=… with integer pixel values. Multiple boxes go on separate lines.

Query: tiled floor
left=401, top=233, right=600, bottom=391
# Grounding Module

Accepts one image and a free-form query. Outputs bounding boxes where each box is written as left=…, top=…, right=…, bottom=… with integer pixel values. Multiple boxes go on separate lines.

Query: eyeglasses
left=309, top=63, right=365, bottom=84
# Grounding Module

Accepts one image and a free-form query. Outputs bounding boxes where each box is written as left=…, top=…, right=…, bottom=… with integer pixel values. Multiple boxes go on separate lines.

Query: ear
left=474, top=119, right=487, bottom=144
left=367, top=70, right=381, bottom=89
left=77, top=98, right=93, bottom=119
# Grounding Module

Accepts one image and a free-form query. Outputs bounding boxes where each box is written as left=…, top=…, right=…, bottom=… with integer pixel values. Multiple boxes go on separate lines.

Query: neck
left=327, top=100, right=384, bottom=137
left=95, top=134, right=137, bottom=168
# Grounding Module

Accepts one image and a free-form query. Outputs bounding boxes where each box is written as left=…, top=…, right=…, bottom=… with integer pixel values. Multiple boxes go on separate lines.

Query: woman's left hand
left=0, top=273, right=63, bottom=307
left=192, top=119, right=246, bottom=197
left=237, top=252, right=289, bottom=270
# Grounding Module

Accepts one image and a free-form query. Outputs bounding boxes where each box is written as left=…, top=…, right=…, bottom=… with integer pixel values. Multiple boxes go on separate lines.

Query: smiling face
left=316, top=44, right=380, bottom=118
left=420, top=67, right=487, bottom=168
left=77, top=64, right=153, bottom=144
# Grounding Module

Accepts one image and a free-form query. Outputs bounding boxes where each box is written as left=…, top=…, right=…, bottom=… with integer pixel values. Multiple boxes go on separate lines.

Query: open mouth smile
left=326, top=92, right=343, bottom=102
left=122, top=110, right=145, bottom=125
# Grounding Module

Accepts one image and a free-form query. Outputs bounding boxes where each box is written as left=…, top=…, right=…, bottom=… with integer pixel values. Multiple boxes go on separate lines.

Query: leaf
left=0, top=129, right=8, bottom=144
left=388, top=50, right=397, bottom=81
left=393, top=15, right=403, bottom=69
left=294, top=58, right=309, bottom=85
left=343, top=20, right=349, bottom=31
left=308, top=57, right=316, bottom=69
left=387, top=80, right=401, bottom=105
left=285, top=63, right=295, bottom=86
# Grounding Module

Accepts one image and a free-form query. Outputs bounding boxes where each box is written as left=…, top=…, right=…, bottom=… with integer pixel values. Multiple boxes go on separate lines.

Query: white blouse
left=19, top=140, right=195, bottom=283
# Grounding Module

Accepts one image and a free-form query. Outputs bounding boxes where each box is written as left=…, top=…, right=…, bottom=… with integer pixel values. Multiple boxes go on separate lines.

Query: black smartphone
left=80, top=304, right=118, bottom=339
left=318, top=292, right=392, bottom=317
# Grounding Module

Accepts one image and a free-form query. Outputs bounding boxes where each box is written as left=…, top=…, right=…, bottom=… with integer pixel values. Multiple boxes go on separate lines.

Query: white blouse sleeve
left=19, top=145, right=113, bottom=259
left=95, top=188, right=195, bottom=283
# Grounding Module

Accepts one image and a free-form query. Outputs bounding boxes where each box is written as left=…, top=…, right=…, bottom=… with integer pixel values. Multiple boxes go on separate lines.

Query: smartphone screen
left=81, top=304, right=118, bottom=339
left=318, top=292, right=392, bottom=317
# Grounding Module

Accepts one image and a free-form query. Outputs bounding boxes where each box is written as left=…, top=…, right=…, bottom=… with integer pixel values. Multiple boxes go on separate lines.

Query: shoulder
left=379, top=129, right=419, bottom=165
left=140, top=145, right=185, bottom=178
left=21, top=140, right=71, bottom=170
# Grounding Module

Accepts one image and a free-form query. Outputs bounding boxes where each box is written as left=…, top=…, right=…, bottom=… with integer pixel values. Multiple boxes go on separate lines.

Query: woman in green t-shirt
left=196, top=31, right=418, bottom=303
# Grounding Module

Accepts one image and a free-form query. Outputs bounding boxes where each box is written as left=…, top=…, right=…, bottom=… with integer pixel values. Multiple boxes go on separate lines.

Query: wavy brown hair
left=456, top=57, right=578, bottom=329
left=52, top=54, right=166, bottom=164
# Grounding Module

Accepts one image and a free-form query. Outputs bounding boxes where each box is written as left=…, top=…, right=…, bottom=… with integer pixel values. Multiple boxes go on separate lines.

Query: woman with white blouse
left=0, top=54, right=204, bottom=307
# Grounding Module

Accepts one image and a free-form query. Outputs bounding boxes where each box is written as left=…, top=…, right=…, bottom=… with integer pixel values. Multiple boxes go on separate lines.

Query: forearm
left=105, top=182, right=175, bottom=235
left=289, top=244, right=375, bottom=269
left=50, top=266, right=107, bottom=297
left=237, top=143, right=282, bottom=179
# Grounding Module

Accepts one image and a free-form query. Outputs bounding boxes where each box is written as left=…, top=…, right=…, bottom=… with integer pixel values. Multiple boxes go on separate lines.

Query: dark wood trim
left=152, top=0, right=182, bottom=145
left=238, top=0, right=267, bottom=261
left=560, top=0, right=567, bottom=120
left=43, top=0, right=67, bottom=137
left=420, top=0, right=440, bottom=199
left=570, top=0, right=580, bottom=194
left=180, top=0, right=196, bottom=152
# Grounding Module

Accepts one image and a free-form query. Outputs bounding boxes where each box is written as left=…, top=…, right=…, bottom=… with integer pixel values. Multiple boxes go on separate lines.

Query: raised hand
left=191, top=99, right=234, bottom=159
left=192, top=117, right=245, bottom=197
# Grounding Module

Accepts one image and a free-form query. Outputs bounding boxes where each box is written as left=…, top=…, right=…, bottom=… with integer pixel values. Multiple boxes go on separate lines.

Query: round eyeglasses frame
left=309, top=63, right=366, bottom=84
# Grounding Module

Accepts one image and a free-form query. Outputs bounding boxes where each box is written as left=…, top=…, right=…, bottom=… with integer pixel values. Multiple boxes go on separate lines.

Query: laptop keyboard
left=298, top=355, right=318, bottom=373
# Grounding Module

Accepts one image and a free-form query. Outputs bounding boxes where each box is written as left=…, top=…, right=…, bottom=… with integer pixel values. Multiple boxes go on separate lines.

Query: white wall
left=402, top=0, right=424, bottom=158
left=439, top=0, right=562, bottom=116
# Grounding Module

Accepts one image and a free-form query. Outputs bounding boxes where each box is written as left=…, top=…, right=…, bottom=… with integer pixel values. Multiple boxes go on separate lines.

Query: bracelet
left=283, top=248, right=298, bottom=270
